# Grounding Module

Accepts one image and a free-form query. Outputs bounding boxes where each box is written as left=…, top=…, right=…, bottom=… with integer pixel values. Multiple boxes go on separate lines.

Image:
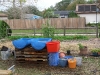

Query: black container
left=67, top=50, right=71, bottom=55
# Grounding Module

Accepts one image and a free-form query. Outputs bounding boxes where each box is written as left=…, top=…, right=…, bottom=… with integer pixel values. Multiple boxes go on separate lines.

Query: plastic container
left=58, top=58, right=68, bottom=67
left=31, top=38, right=52, bottom=50
left=12, top=38, right=32, bottom=49
left=48, top=52, right=59, bottom=66
left=74, top=57, right=82, bottom=66
left=46, top=41, right=60, bottom=53
left=68, top=58, right=76, bottom=69
left=1, top=46, right=12, bottom=60
left=64, top=55, right=73, bottom=59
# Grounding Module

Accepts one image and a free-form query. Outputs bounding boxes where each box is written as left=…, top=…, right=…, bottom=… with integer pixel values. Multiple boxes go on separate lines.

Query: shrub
left=0, top=20, right=12, bottom=39
left=42, top=20, right=55, bottom=38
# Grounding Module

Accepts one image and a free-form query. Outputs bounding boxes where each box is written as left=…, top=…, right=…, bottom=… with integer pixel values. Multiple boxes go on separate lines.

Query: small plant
left=42, top=19, right=55, bottom=38
left=77, top=43, right=84, bottom=50
left=91, top=49, right=100, bottom=53
left=91, top=49, right=98, bottom=53
left=78, top=43, right=88, bottom=55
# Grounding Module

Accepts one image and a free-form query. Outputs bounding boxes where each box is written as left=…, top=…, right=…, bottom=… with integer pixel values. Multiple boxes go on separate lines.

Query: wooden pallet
left=15, top=46, right=48, bottom=64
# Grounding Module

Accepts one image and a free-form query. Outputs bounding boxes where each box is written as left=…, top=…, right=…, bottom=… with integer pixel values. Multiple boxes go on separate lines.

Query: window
left=78, top=5, right=97, bottom=12
left=85, top=5, right=90, bottom=11
left=78, top=5, right=84, bottom=12
left=91, top=5, right=96, bottom=11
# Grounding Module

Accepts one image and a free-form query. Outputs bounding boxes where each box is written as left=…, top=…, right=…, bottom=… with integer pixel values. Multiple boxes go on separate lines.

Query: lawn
left=11, top=28, right=97, bottom=34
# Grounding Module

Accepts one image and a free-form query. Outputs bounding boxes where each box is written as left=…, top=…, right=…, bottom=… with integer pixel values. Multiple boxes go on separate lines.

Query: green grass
left=7, top=35, right=89, bottom=41
left=12, top=28, right=97, bottom=34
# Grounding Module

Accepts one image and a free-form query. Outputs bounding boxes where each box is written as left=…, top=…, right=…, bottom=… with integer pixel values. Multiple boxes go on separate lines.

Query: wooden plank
left=0, top=70, right=12, bottom=75
left=23, top=52, right=47, bottom=55
left=16, top=55, right=48, bottom=58
left=25, top=58, right=47, bottom=61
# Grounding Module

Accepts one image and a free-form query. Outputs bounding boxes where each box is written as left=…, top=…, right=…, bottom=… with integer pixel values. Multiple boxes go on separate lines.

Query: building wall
left=78, top=13, right=100, bottom=24
left=0, top=17, right=8, bottom=20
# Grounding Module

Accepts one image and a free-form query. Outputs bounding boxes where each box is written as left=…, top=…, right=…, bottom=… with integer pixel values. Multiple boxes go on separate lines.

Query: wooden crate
left=15, top=46, right=48, bottom=64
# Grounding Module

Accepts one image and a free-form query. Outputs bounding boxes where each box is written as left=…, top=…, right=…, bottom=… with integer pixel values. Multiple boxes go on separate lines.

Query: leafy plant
left=42, top=20, right=55, bottom=38
left=68, top=11, right=79, bottom=18
left=91, top=49, right=100, bottom=53
left=77, top=43, right=84, bottom=50
left=0, top=20, right=12, bottom=39
left=91, top=49, right=98, bottom=53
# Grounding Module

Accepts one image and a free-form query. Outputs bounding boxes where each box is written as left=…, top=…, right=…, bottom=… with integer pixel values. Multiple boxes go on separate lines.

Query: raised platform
left=15, top=45, right=48, bottom=64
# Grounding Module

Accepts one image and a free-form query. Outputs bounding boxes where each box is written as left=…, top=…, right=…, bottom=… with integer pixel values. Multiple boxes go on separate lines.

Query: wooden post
left=64, top=26, right=66, bottom=36
left=33, top=26, right=36, bottom=36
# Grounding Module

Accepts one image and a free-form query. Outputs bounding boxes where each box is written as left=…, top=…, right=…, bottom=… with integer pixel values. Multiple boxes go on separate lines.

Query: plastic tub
left=68, top=58, right=76, bottom=69
left=12, top=38, right=32, bottom=49
left=64, top=55, right=73, bottom=59
left=46, top=41, right=60, bottom=53
left=58, top=58, right=68, bottom=67
left=74, top=57, right=82, bottom=66
left=31, top=38, right=52, bottom=50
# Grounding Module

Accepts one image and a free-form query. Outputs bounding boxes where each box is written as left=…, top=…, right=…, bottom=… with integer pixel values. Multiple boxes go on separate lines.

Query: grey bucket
left=1, top=46, right=12, bottom=60
left=74, top=57, right=82, bottom=66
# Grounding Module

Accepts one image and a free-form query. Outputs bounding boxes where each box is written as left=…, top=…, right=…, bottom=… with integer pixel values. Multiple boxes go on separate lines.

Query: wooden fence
left=4, top=17, right=86, bottom=29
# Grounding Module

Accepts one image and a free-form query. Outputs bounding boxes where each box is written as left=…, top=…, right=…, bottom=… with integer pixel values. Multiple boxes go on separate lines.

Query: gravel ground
left=1, top=38, right=100, bottom=53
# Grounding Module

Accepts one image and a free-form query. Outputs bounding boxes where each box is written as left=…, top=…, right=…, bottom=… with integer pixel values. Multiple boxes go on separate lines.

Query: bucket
left=58, top=58, right=67, bottom=67
left=46, top=41, right=60, bottom=53
left=48, top=52, right=59, bottom=66
left=68, top=58, right=76, bottom=69
left=1, top=46, right=12, bottom=60
left=74, top=57, right=82, bottom=66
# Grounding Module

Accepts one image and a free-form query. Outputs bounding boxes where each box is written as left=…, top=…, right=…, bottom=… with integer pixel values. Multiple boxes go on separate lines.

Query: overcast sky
left=0, top=0, right=62, bottom=11
left=25, top=0, right=62, bottom=11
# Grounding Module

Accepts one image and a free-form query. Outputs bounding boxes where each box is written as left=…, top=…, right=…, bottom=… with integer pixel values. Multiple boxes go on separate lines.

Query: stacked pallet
left=15, top=45, right=48, bottom=64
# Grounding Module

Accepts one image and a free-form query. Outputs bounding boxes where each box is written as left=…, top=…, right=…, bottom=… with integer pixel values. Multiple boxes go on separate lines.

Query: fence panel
left=4, top=17, right=86, bottom=29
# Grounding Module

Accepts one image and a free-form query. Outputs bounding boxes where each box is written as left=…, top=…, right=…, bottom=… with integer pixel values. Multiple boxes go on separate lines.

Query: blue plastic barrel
left=48, top=52, right=59, bottom=66
left=58, top=58, right=68, bottom=67
left=31, top=38, right=52, bottom=50
left=12, top=38, right=32, bottom=49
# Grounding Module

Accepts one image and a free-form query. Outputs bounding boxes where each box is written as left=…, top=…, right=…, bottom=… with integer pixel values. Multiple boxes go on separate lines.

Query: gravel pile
left=0, top=38, right=100, bottom=53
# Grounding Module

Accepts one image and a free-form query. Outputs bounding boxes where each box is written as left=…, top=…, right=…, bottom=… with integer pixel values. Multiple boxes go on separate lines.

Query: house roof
left=23, top=14, right=42, bottom=19
left=23, top=14, right=34, bottom=19
left=30, top=15, right=42, bottom=19
left=0, top=13, right=7, bottom=17
left=76, top=4, right=100, bottom=14
left=54, top=11, right=70, bottom=15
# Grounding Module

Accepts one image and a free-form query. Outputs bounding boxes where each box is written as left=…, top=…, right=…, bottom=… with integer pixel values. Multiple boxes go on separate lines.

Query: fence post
left=33, top=26, right=36, bottom=36
left=64, top=26, right=66, bottom=36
